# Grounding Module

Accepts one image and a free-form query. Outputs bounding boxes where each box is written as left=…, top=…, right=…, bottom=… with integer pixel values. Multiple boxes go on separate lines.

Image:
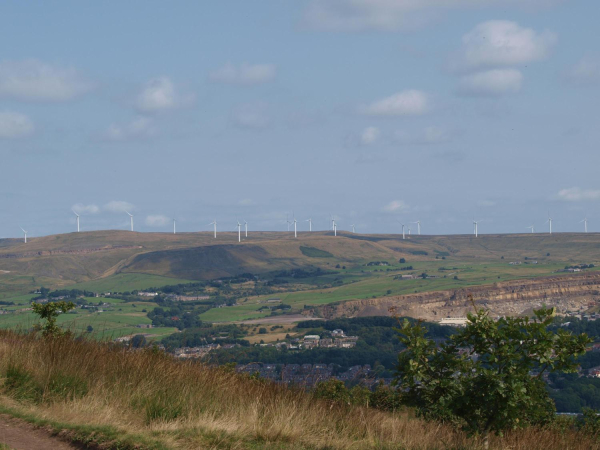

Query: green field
left=68, top=273, right=194, bottom=293
left=200, top=259, right=582, bottom=322
left=0, top=296, right=179, bottom=340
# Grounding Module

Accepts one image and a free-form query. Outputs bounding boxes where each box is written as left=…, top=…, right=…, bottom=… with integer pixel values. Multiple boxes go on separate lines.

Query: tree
left=31, top=301, right=75, bottom=337
left=86, top=325, right=94, bottom=333
left=131, top=334, right=147, bottom=348
left=395, top=304, right=590, bottom=448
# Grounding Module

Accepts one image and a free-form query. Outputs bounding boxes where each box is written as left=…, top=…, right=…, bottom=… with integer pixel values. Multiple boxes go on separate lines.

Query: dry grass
left=0, top=331, right=598, bottom=449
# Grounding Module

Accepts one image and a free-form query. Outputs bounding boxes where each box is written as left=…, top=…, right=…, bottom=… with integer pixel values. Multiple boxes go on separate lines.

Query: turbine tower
left=209, top=220, right=217, bottom=238
left=244, top=220, right=248, bottom=237
left=397, top=221, right=405, bottom=240
left=544, top=213, right=552, bottom=234
left=125, top=211, right=133, bottom=231
left=72, top=210, right=80, bottom=232
left=20, top=227, right=27, bottom=243
left=237, top=220, right=241, bottom=242
left=293, top=216, right=297, bottom=238
left=330, top=214, right=335, bottom=231
left=408, top=227, right=412, bottom=236
left=306, top=218, right=312, bottom=232
left=473, top=219, right=479, bottom=238
left=527, top=225, right=535, bottom=233
left=581, top=218, right=588, bottom=233
left=351, top=224, right=355, bottom=233
left=173, top=218, right=176, bottom=234
left=334, top=220, right=337, bottom=236
left=412, top=220, right=421, bottom=235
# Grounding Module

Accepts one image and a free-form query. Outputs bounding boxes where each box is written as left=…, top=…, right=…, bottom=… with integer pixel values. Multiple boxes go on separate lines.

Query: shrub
left=396, top=304, right=590, bottom=446
left=314, top=379, right=350, bottom=405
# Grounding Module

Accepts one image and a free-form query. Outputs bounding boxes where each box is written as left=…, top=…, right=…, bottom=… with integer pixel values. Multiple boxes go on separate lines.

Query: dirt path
left=0, top=414, right=81, bottom=450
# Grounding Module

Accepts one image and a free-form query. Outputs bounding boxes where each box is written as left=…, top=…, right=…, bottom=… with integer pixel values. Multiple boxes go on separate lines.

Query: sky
left=0, top=0, right=599, bottom=238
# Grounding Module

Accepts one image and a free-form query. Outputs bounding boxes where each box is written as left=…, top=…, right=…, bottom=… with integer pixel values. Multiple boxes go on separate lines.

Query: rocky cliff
left=313, top=272, right=600, bottom=321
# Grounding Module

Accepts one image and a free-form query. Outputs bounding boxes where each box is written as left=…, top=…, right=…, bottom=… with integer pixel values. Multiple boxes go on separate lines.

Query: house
left=332, top=329, right=345, bottom=336
left=304, top=335, right=320, bottom=341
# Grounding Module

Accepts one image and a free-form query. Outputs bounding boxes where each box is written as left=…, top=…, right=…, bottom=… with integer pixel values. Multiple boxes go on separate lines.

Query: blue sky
left=0, top=0, right=599, bottom=237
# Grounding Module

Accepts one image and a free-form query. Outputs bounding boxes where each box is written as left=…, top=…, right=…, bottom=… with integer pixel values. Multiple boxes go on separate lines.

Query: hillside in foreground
left=0, top=331, right=598, bottom=450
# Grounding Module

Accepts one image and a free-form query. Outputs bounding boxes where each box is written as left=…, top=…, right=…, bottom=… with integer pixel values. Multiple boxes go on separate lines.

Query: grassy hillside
left=0, top=331, right=597, bottom=449
left=2, top=231, right=600, bottom=329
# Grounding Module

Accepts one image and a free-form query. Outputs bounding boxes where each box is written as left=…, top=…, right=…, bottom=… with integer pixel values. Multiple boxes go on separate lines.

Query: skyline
left=1, top=1, right=599, bottom=237
left=7, top=207, right=594, bottom=239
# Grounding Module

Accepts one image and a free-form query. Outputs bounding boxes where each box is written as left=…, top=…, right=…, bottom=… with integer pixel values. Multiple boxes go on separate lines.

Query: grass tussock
left=0, top=331, right=598, bottom=449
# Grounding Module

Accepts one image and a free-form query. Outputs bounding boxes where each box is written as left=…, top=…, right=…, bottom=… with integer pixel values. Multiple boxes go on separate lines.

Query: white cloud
left=145, top=215, right=171, bottom=227
left=557, top=187, right=600, bottom=202
left=104, top=201, right=135, bottom=213
left=304, top=1, right=563, bottom=32
left=135, top=77, right=193, bottom=113
left=452, top=21, right=556, bottom=71
left=0, top=111, right=33, bottom=138
left=565, top=56, right=600, bottom=86
left=0, top=59, right=93, bottom=102
left=360, top=126, right=380, bottom=145
left=361, top=90, right=429, bottom=116
left=457, top=69, right=523, bottom=97
left=72, top=204, right=100, bottom=214
left=383, top=200, right=409, bottom=212
left=232, top=103, right=270, bottom=129
left=394, top=126, right=453, bottom=145
left=209, top=63, right=276, bottom=85
left=104, top=117, right=155, bottom=141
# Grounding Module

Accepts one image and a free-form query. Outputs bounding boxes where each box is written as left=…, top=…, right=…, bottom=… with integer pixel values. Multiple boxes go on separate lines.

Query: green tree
left=395, top=305, right=590, bottom=448
left=31, top=301, right=75, bottom=337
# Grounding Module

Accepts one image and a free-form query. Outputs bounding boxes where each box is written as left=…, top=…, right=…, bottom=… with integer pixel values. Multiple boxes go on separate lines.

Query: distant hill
left=1, top=230, right=599, bottom=297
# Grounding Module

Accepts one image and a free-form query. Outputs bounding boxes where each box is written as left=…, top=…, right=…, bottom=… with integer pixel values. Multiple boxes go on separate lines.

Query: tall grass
left=0, top=330, right=598, bottom=449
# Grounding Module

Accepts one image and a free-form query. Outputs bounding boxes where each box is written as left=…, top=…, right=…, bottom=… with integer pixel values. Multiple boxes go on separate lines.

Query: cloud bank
left=0, top=59, right=93, bottom=102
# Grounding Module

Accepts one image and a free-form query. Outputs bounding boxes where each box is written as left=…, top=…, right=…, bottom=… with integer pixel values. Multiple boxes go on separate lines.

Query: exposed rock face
left=314, top=272, right=600, bottom=321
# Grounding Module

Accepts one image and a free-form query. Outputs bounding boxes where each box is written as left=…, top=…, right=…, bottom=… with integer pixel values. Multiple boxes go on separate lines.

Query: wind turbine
left=173, top=218, right=176, bottom=234
left=244, top=220, right=248, bottom=237
left=125, top=211, right=133, bottom=231
left=330, top=214, right=335, bottom=231
left=473, top=218, right=479, bottom=238
left=306, top=218, right=312, bottom=232
left=72, top=210, right=80, bottom=232
left=527, top=225, right=535, bottom=233
left=293, top=215, right=297, bottom=238
left=334, top=220, right=337, bottom=236
left=286, top=214, right=291, bottom=232
left=408, top=227, right=412, bottom=236
left=581, top=217, right=588, bottom=233
left=397, top=221, right=406, bottom=240
left=412, top=220, right=421, bottom=235
left=351, top=224, right=355, bottom=233
left=20, top=227, right=27, bottom=243
left=544, top=213, right=552, bottom=234
left=209, top=220, right=217, bottom=238
left=236, top=220, right=241, bottom=242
